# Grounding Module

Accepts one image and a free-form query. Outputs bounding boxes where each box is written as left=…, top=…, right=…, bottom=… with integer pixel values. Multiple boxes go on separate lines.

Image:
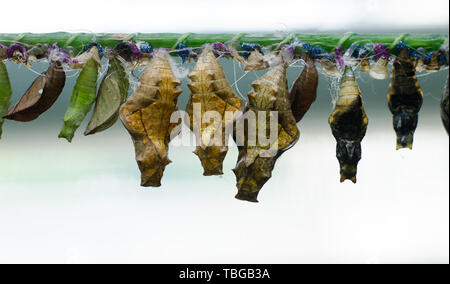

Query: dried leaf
left=4, top=60, right=65, bottom=122
left=84, top=56, right=129, bottom=135
left=328, top=67, right=368, bottom=183
left=0, top=60, right=12, bottom=139
left=289, top=56, right=318, bottom=122
left=441, top=76, right=449, bottom=134
left=120, top=53, right=182, bottom=187
left=186, top=46, right=244, bottom=176
left=387, top=49, right=423, bottom=150
left=233, top=62, right=299, bottom=202
left=59, top=49, right=100, bottom=142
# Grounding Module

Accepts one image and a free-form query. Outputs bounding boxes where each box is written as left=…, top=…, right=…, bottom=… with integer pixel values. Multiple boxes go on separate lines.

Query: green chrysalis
left=58, top=57, right=99, bottom=142
left=84, top=56, right=129, bottom=135
left=0, top=60, right=12, bottom=139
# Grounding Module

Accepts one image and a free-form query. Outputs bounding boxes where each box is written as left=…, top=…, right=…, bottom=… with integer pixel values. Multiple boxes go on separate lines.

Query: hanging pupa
left=426, top=51, right=440, bottom=72
left=319, top=58, right=341, bottom=77
left=120, top=52, right=182, bottom=187
left=244, top=50, right=269, bottom=71
left=58, top=46, right=101, bottom=142
left=360, top=56, right=370, bottom=72
left=441, top=76, right=449, bottom=134
left=414, top=57, right=425, bottom=73
left=289, top=55, right=319, bottom=122
left=387, top=48, right=424, bottom=150
left=185, top=45, right=244, bottom=176
left=369, top=57, right=389, bottom=80
left=84, top=56, right=129, bottom=135
left=329, top=66, right=368, bottom=183
left=233, top=61, right=299, bottom=202
left=0, top=58, right=12, bottom=139
left=4, top=60, right=66, bottom=122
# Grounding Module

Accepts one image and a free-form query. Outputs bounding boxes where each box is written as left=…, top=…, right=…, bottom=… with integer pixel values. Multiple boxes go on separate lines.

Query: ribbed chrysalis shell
left=244, top=50, right=269, bottom=71
left=84, top=56, right=129, bottom=135
left=426, top=51, right=440, bottom=73
left=120, top=53, right=182, bottom=187
left=328, top=66, right=368, bottom=183
left=186, top=45, right=244, bottom=176
left=4, top=60, right=65, bottom=122
left=441, top=76, right=449, bottom=134
left=387, top=49, right=423, bottom=150
left=59, top=47, right=101, bottom=142
left=0, top=60, right=12, bottom=139
left=369, top=57, right=389, bottom=80
left=233, top=62, right=299, bottom=202
left=289, top=56, right=318, bottom=122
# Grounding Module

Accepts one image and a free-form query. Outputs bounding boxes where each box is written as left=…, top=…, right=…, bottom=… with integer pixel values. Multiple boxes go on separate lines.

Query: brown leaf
left=4, top=61, right=66, bottom=122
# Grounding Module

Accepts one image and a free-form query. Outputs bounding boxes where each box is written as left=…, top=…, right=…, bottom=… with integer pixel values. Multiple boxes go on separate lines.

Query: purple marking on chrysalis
left=211, top=42, right=231, bottom=57
left=127, top=41, right=143, bottom=59
left=373, top=43, right=390, bottom=61
left=6, top=43, right=28, bottom=61
left=334, top=45, right=344, bottom=68
left=46, top=43, right=72, bottom=64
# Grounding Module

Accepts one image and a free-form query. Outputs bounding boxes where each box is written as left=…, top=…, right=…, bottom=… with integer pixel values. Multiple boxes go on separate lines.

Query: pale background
left=0, top=0, right=448, bottom=264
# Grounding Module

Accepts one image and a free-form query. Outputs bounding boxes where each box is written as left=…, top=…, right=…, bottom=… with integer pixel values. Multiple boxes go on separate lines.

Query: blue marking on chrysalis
left=395, top=41, right=423, bottom=59
left=241, top=43, right=262, bottom=59
left=425, top=51, right=433, bottom=64
left=83, top=42, right=103, bottom=57
left=175, top=43, right=190, bottom=63
left=136, top=41, right=153, bottom=53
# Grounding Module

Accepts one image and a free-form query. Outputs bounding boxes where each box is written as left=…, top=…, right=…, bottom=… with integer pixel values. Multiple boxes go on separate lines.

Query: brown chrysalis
left=233, top=62, right=299, bottom=202
left=289, top=56, right=319, bottom=122
left=328, top=66, right=368, bottom=183
left=186, top=45, right=244, bottom=176
left=120, top=52, right=182, bottom=187
left=4, top=60, right=66, bottom=122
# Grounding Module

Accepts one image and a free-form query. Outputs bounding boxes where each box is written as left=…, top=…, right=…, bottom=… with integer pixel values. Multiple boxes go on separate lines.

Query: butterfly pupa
left=0, top=59, right=12, bottom=139
left=319, top=58, right=341, bottom=77
left=185, top=45, right=244, bottom=176
left=84, top=56, right=129, bottom=135
left=360, top=56, right=370, bottom=72
left=369, top=57, right=389, bottom=80
left=289, top=55, right=319, bottom=122
left=328, top=66, right=368, bottom=183
left=441, top=76, right=449, bottom=134
left=4, top=60, right=65, bottom=122
left=387, top=49, right=423, bottom=150
left=58, top=46, right=101, bottom=142
left=120, top=52, right=182, bottom=187
left=244, top=50, right=269, bottom=72
left=426, top=51, right=440, bottom=73
left=232, top=61, right=299, bottom=202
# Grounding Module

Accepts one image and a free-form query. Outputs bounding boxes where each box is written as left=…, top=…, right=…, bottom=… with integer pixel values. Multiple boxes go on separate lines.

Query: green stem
left=0, top=32, right=447, bottom=54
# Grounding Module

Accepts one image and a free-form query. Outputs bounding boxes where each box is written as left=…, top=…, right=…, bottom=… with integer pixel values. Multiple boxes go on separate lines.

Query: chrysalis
left=387, top=49, right=423, bottom=150
left=319, top=58, right=341, bottom=77
left=4, top=60, right=65, bottom=122
left=329, top=66, right=368, bottom=183
left=0, top=60, right=12, bottom=139
left=120, top=53, right=182, bottom=187
left=360, top=57, right=370, bottom=72
left=414, top=57, right=425, bottom=73
left=369, top=57, right=389, bottom=80
left=186, top=45, right=244, bottom=176
left=289, top=55, right=319, bottom=122
left=426, top=51, right=440, bottom=72
left=441, top=76, right=449, bottom=134
left=244, top=50, right=269, bottom=71
left=84, top=56, right=129, bottom=135
left=233, top=62, right=299, bottom=202
left=59, top=46, right=101, bottom=142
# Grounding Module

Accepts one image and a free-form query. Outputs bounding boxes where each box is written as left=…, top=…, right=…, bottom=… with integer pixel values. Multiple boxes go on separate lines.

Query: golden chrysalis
left=120, top=53, right=182, bottom=187
left=387, top=49, right=424, bottom=150
left=233, top=62, right=299, bottom=202
left=329, top=66, right=368, bottom=183
left=369, top=57, right=389, bottom=80
left=185, top=45, right=244, bottom=176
